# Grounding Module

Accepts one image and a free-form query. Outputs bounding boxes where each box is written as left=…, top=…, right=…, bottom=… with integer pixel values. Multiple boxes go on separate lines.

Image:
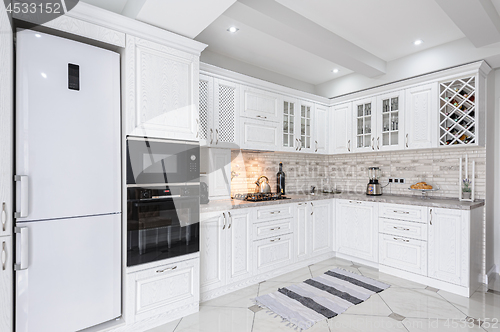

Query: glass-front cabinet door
left=282, top=99, right=297, bottom=151
left=298, top=101, right=313, bottom=152
left=353, top=97, right=376, bottom=152
left=376, top=91, right=405, bottom=151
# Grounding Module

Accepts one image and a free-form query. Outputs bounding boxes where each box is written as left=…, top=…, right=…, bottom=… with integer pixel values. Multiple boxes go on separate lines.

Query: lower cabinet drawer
left=253, top=218, right=293, bottom=240
left=379, top=203, right=428, bottom=223
left=379, top=217, right=427, bottom=241
left=128, top=258, right=199, bottom=322
left=256, top=204, right=294, bottom=221
left=253, top=234, right=293, bottom=274
left=379, top=234, right=427, bottom=276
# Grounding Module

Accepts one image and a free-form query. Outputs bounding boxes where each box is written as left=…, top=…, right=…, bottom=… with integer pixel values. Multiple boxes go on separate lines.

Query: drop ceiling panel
left=196, top=14, right=352, bottom=85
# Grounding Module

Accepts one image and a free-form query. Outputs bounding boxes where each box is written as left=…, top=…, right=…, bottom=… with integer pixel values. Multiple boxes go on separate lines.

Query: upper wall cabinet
left=240, top=86, right=280, bottom=122
left=353, top=97, right=376, bottom=152
left=405, top=83, right=438, bottom=150
left=297, top=100, right=314, bottom=153
left=331, top=102, right=352, bottom=154
left=125, top=36, right=199, bottom=141
left=199, top=75, right=239, bottom=148
left=314, top=104, right=329, bottom=154
left=281, top=98, right=298, bottom=152
left=279, top=98, right=317, bottom=153
left=375, top=90, right=405, bottom=151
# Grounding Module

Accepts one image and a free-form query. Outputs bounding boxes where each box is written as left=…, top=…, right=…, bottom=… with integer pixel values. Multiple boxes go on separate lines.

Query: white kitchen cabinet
left=353, top=97, right=377, bottom=152
left=311, top=200, right=333, bottom=255
left=125, top=35, right=200, bottom=141
left=281, top=98, right=299, bottom=152
left=331, top=102, right=352, bottom=154
left=379, top=234, right=427, bottom=276
left=280, top=99, right=314, bottom=153
left=199, top=74, right=214, bottom=147
left=428, top=208, right=469, bottom=286
left=297, top=100, right=314, bottom=153
left=405, top=83, right=438, bottom=149
left=240, top=117, right=281, bottom=150
left=226, top=209, right=253, bottom=283
left=375, top=90, right=405, bottom=151
left=313, top=105, right=329, bottom=154
left=0, top=236, right=13, bottom=332
left=206, top=148, right=231, bottom=199
left=126, top=257, right=199, bottom=323
left=240, top=85, right=280, bottom=122
left=336, top=199, right=378, bottom=263
left=295, top=202, right=311, bottom=262
left=253, top=233, right=294, bottom=275
left=200, top=214, right=226, bottom=291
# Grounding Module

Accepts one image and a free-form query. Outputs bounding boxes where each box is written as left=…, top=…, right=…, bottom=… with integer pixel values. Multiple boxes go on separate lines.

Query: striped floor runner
left=254, top=268, right=390, bottom=331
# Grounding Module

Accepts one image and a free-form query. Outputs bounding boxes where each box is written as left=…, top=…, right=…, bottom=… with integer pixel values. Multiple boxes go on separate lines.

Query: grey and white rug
left=254, top=267, right=391, bottom=331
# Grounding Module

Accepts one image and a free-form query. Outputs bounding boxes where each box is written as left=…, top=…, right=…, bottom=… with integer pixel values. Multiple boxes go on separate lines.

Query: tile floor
left=147, top=257, right=500, bottom=332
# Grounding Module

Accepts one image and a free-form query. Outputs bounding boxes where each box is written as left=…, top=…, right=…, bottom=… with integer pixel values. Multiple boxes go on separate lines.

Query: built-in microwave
left=126, top=136, right=200, bottom=185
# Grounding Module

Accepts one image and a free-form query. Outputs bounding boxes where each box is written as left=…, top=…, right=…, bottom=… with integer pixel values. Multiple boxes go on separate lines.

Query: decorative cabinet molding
left=405, top=83, right=438, bottom=149
left=240, top=86, right=280, bottom=122
left=125, top=35, right=200, bottom=141
left=335, top=199, right=378, bottom=263
left=331, top=102, right=352, bottom=154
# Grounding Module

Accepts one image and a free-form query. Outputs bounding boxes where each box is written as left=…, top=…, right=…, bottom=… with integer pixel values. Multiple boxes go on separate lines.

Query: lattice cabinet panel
left=198, top=78, right=210, bottom=141
left=439, top=76, right=476, bottom=146
left=217, top=84, right=236, bottom=144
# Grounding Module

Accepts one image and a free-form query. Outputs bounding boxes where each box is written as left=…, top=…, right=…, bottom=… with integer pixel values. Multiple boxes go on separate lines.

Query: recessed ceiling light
left=35, top=33, right=41, bottom=38
left=332, top=68, right=339, bottom=73
left=227, top=26, right=239, bottom=33
left=414, top=39, right=423, bottom=45
left=41, top=72, right=47, bottom=78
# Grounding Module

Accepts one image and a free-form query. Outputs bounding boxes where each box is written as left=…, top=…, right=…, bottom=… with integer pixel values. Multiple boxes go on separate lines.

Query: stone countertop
left=200, top=193, right=484, bottom=214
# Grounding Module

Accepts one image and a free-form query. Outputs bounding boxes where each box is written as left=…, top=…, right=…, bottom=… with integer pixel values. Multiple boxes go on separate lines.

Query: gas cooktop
left=233, top=193, right=291, bottom=202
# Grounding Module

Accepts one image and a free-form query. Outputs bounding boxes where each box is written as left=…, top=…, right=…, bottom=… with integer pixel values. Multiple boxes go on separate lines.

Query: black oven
left=127, top=184, right=200, bottom=267
left=126, top=136, right=200, bottom=267
left=126, top=137, right=200, bottom=185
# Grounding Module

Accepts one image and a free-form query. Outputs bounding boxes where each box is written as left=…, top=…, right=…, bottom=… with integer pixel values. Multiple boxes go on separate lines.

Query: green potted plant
left=462, top=178, right=472, bottom=199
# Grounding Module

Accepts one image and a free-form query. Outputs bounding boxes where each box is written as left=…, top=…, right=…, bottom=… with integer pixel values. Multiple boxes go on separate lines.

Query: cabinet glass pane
left=364, top=104, right=371, bottom=116
left=383, top=99, right=389, bottom=113
left=365, top=117, right=371, bottom=134
left=357, top=136, right=363, bottom=148
left=290, top=104, right=294, bottom=116
left=283, top=101, right=295, bottom=147
left=358, top=118, right=363, bottom=134
left=391, top=97, right=399, bottom=111
left=357, top=105, right=363, bottom=117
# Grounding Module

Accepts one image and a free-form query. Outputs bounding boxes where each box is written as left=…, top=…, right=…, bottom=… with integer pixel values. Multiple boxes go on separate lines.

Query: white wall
left=316, top=37, right=500, bottom=99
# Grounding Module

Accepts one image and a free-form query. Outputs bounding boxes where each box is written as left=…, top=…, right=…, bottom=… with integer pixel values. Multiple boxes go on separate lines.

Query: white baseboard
left=486, top=264, right=499, bottom=285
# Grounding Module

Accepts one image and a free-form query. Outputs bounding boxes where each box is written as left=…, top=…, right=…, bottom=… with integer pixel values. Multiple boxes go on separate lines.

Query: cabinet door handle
left=15, top=175, right=29, bottom=218
left=377, top=137, right=380, bottom=150
left=406, top=134, right=409, bottom=148
left=295, top=138, right=299, bottom=151
left=156, top=266, right=177, bottom=273
left=371, top=137, right=375, bottom=150
left=216, top=129, right=219, bottom=145
left=14, top=227, right=28, bottom=271
left=270, top=227, right=281, bottom=231
left=315, top=140, right=318, bottom=153
left=348, top=140, right=351, bottom=152
left=210, top=129, right=214, bottom=144
left=393, top=237, right=409, bottom=243
left=256, top=115, right=267, bottom=119
left=222, top=213, right=226, bottom=230
left=393, top=226, right=410, bottom=231
left=429, top=208, right=433, bottom=225
left=1, top=202, right=6, bottom=232
left=270, top=238, right=281, bottom=242
left=228, top=212, right=232, bottom=229
left=311, top=202, right=314, bottom=215
left=393, top=210, right=410, bottom=215
left=298, top=139, right=302, bottom=151
left=1, top=241, right=6, bottom=271
left=196, top=119, right=199, bottom=138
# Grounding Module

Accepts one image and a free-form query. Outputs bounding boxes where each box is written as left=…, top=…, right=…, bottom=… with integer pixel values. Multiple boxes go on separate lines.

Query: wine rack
left=439, top=76, right=476, bottom=146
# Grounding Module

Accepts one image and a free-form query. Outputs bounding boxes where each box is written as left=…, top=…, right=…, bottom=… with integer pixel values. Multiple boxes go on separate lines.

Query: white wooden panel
left=131, top=258, right=199, bottom=322
left=208, top=148, right=231, bottom=199
left=311, top=200, right=332, bottom=255
left=335, top=200, right=378, bottom=263
left=331, top=103, right=352, bottom=154
left=428, top=208, right=469, bottom=286
left=240, top=86, right=280, bottom=122
left=405, top=83, right=438, bottom=149
left=0, top=236, right=13, bottom=332
left=240, top=117, right=280, bottom=150
left=226, top=210, right=253, bottom=283
left=214, top=79, right=239, bottom=148
left=379, top=234, right=427, bottom=276
left=199, top=74, right=213, bottom=146
left=253, top=234, right=293, bottom=274
left=200, top=215, right=225, bottom=291
left=378, top=203, right=428, bottom=224
left=253, top=218, right=293, bottom=241
left=256, top=204, right=294, bottom=221
left=294, top=202, right=310, bottom=261
left=379, top=217, right=428, bottom=241
left=314, top=105, right=329, bottom=154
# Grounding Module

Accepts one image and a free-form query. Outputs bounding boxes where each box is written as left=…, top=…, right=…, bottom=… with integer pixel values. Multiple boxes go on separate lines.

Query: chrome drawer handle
left=1, top=202, right=6, bottom=232
left=222, top=213, right=226, bottom=230
left=1, top=241, right=6, bottom=271
left=406, top=134, right=409, bottom=148
left=393, top=237, right=409, bottom=242
left=216, top=129, right=219, bottom=145
left=157, top=266, right=177, bottom=273
left=315, top=140, right=318, bottom=153
left=393, top=210, right=409, bottom=214
left=269, top=211, right=281, bottom=214
left=270, top=238, right=281, bottom=242
left=270, top=227, right=281, bottom=231
left=256, top=115, right=267, bottom=119
left=210, top=129, right=214, bottom=144
left=348, top=140, right=350, bottom=152
left=228, top=212, right=232, bottom=229
left=311, top=202, right=314, bottom=215
left=371, top=137, right=374, bottom=150
left=430, top=209, right=433, bottom=225
left=393, top=226, right=410, bottom=231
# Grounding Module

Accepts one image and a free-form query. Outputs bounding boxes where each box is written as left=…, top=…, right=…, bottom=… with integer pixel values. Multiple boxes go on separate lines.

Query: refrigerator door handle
left=14, top=175, right=29, bottom=218
left=15, top=227, right=29, bottom=270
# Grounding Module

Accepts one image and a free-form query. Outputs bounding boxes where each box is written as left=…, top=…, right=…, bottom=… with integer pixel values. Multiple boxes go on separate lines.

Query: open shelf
left=439, top=76, right=476, bottom=146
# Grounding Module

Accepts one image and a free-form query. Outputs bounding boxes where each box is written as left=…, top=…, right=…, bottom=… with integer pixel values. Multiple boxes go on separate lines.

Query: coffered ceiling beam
left=435, top=0, right=500, bottom=47
left=231, top=0, right=386, bottom=78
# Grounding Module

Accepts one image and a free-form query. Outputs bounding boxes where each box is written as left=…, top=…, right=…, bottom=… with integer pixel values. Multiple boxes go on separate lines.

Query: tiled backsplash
left=230, top=146, right=486, bottom=200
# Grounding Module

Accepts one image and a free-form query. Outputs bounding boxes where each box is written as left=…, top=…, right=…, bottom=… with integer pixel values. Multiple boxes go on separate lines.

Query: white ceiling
left=81, top=0, right=500, bottom=87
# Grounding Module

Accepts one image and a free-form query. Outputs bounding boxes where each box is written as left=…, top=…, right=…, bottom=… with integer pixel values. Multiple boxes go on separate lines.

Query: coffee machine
left=366, top=167, right=382, bottom=196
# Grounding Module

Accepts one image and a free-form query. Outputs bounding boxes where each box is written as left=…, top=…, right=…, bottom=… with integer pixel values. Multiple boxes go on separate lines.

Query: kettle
left=255, top=175, right=271, bottom=193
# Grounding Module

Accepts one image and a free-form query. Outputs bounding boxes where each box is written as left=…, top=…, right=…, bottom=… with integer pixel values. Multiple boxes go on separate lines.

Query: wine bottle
left=276, top=162, right=286, bottom=195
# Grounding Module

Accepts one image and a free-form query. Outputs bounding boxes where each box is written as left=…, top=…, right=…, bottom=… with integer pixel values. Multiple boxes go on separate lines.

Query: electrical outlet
left=388, top=178, right=393, bottom=183
left=394, top=178, right=399, bottom=183
left=399, top=178, right=405, bottom=184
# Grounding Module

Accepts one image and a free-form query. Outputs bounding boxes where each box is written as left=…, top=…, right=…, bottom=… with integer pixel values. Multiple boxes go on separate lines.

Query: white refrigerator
left=15, top=30, right=121, bottom=332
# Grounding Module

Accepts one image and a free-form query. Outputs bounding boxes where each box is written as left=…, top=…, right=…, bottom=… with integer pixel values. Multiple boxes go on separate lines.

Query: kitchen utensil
left=255, top=175, right=271, bottom=193
left=366, top=167, right=382, bottom=196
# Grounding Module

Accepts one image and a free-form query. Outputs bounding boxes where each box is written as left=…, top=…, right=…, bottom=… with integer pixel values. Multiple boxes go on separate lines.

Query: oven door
left=126, top=137, right=200, bottom=185
left=127, top=191, right=200, bottom=267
